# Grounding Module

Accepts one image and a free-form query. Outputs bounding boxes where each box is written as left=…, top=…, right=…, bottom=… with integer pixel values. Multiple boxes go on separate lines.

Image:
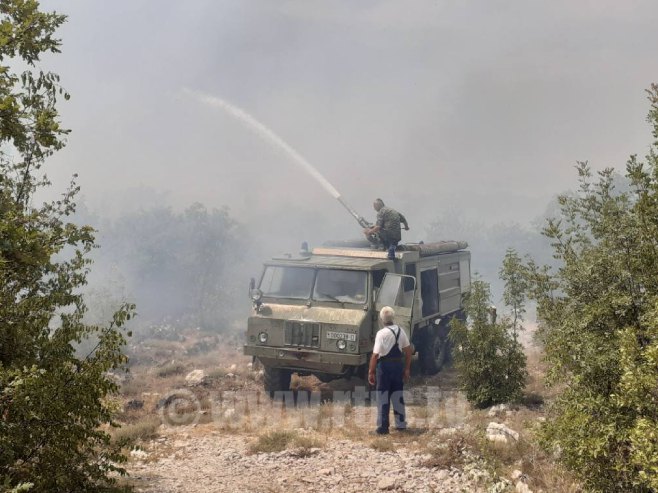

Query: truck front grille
left=285, top=322, right=320, bottom=348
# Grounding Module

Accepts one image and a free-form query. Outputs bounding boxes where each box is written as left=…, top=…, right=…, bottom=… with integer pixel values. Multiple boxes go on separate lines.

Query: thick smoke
left=42, top=0, right=658, bottom=328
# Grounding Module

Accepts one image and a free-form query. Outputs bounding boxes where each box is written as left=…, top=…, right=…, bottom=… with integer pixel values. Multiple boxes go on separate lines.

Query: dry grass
left=423, top=437, right=466, bottom=469
left=120, top=377, right=146, bottom=398
left=369, top=437, right=395, bottom=452
left=246, top=429, right=327, bottom=456
left=112, top=415, right=161, bottom=445
left=411, top=405, right=431, bottom=421
left=248, top=430, right=297, bottom=454
left=293, top=434, right=325, bottom=449
left=207, top=367, right=229, bottom=379
left=477, top=430, right=581, bottom=492
left=289, top=434, right=326, bottom=457
left=156, top=362, right=187, bottom=378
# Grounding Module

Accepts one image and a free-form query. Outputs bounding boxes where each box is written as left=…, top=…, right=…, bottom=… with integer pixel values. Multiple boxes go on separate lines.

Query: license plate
left=326, top=331, right=356, bottom=341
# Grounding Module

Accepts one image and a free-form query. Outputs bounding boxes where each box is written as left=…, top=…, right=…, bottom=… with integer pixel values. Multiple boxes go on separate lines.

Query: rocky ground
left=115, top=328, right=578, bottom=493
left=127, top=427, right=500, bottom=493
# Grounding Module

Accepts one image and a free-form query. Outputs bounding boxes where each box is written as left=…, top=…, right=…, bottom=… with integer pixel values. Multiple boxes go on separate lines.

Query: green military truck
left=244, top=240, right=471, bottom=395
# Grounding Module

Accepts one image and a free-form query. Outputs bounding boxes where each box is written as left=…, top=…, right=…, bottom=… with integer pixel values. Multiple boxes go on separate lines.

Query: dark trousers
left=379, top=232, right=399, bottom=250
left=375, top=360, right=406, bottom=432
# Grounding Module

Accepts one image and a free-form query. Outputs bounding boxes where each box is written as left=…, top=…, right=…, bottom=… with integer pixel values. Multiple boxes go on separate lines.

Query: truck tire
left=263, top=366, right=292, bottom=398
left=419, top=328, right=450, bottom=375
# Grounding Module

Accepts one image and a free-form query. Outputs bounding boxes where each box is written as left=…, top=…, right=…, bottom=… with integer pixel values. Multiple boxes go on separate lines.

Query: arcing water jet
left=185, top=89, right=373, bottom=235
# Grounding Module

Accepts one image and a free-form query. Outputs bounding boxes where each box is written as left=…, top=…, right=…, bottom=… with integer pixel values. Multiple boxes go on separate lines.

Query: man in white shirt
left=368, top=306, right=412, bottom=434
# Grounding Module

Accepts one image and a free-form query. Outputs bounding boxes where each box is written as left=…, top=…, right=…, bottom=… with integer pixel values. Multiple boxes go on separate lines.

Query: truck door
left=375, top=273, right=416, bottom=335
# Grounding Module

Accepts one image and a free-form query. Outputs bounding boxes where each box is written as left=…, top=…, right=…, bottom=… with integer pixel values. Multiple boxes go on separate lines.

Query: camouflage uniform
left=376, top=207, right=407, bottom=248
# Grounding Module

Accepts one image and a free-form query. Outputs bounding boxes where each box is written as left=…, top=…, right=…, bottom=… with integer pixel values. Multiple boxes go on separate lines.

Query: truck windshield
left=313, top=269, right=367, bottom=304
left=260, top=266, right=315, bottom=299
left=260, top=267, right=367, bottom=303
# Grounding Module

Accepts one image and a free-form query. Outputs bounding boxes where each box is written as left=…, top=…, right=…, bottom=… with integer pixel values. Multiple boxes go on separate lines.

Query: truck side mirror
left=249, top=277, right=263, bottom=309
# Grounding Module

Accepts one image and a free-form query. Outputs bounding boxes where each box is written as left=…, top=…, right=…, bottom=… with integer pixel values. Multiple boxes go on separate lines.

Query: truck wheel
left=419, top=329, right=450, bottom=375
left=263, top=366, right=292, bottom=398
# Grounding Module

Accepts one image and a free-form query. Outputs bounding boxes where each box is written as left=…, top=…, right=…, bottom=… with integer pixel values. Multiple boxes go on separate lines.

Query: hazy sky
left=41, top=0, right=658, bottom=242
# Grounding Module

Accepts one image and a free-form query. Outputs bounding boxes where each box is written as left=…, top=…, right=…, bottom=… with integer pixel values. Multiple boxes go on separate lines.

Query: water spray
left=185, top=89, right=376, bottom=240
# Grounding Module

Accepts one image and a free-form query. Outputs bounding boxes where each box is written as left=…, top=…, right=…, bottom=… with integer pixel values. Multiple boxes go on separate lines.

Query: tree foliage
left=0, top=2, right=133, bottom=491
left=524, top=85, right=658, bottom=492
left=499, top=248, right=529, bottom=339
left=449, top=279, right=527, bottom=408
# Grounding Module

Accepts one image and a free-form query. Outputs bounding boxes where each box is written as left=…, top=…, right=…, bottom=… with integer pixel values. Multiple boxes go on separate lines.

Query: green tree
left=0, top=2, right=134, bottom=491
left=449, top=279, right=527, bottom=408
left=499, top=248, right=529, bottom=340
left=524, top=85, right=658, bottom=491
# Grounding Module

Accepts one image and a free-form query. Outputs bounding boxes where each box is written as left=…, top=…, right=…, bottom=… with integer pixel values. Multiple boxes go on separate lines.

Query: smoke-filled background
left=39, top=0, right=658, bottom=330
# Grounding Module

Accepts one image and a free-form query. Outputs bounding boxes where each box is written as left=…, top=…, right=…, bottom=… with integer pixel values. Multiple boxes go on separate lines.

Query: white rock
left=332, top=474, right=344, bottom=484
left=229, top=364, right=237, bottom=372
left=319, top=467, right=334, bottom=476
left=516, top=481, right=533, bottom=493
left=468, top=468, right=489, bottom=481
left=486, top=422, right=520, bottom=443
left=378, top=477, right=396, bottom=490
left=488, top=434, right=509, bottom=444
left=511, top=470, right=524, bottom=481
left=226, top=373, right=235, bottom=379
left=185, top=369, right=207, bottom=386
left=435, top=469, right=450, bottom=481
left=402, top=482, right=417, bottom=493
left=487, top=403, right=509, bottom=417
left=130, top=449, right=148, bottom=460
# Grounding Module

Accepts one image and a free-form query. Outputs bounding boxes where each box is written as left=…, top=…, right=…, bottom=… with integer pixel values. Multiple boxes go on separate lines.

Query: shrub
left=450, top=280, right=527, bottom=408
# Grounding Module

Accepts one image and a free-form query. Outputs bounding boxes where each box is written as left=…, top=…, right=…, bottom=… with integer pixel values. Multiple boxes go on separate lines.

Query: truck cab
left=244, top=241, right=471, bottom=395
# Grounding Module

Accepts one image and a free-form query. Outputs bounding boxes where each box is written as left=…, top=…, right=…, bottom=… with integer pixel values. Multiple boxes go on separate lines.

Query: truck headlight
left=258, top=332, right=268, bottom=343
left=336, top=339, right=347, bottom=350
